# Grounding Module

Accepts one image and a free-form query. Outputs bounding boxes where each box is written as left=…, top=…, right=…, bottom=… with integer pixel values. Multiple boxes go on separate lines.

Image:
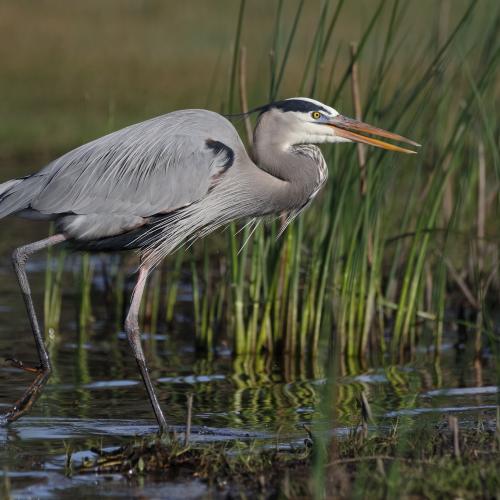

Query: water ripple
left=424, top=386, right=499, bottom=397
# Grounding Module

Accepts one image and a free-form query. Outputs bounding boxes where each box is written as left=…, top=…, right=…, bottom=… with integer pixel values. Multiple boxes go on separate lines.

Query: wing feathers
left=29, top=110, right=242, bottom=225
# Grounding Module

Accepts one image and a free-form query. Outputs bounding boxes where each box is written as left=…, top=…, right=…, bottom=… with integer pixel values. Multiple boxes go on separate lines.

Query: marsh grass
left=203, top=0, right=500, bottom=365
left=77, top=434, right=312, bottom=495
left=73, top=413, right=500, bottom=498
left=4, top=2, right=499, bottom=497
left=39, top=1, right=500, bottom=366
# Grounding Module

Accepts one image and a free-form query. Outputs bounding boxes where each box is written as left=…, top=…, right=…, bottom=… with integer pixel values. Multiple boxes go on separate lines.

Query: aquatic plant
left=34, top=0, right=499, bottom=370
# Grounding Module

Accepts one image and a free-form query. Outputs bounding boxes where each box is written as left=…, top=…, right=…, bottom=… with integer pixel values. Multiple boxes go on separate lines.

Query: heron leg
left=125, top=262, right=168, bottom=433
left=0, top=233, right=66, bottom=425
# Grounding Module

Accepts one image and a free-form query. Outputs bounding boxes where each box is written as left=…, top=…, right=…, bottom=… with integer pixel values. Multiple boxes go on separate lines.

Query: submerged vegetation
left=72, top=413, right=500, bottom=498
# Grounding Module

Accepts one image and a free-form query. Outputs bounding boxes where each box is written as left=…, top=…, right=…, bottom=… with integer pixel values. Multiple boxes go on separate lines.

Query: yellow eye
left=311, top=111, right=321, bottom=120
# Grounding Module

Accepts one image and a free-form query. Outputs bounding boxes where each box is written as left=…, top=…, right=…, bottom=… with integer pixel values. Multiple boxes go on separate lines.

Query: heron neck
left=253, top=139, right=326, bottom=213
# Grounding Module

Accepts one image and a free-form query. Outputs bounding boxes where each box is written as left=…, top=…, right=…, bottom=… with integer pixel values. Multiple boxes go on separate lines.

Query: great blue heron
left=0, top=97, right=418, bottom=431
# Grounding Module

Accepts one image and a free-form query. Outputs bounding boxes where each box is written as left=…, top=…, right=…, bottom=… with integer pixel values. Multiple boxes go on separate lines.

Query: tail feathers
left=0, top=175, right=44, bottom=219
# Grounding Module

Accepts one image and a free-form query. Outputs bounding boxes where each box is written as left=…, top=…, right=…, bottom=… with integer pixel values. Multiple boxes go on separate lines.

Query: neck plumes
left=252, top=123, right=328, bottom=214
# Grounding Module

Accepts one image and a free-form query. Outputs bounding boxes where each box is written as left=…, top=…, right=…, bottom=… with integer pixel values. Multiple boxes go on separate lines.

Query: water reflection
left=0, top=257, right=498, bottom=498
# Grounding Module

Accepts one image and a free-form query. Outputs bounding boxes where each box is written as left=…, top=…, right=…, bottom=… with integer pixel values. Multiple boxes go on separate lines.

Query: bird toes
left=5, top=357, right=42, bottom=374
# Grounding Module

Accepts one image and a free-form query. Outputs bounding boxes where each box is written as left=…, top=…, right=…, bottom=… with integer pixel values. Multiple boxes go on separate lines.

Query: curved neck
left=252, top=122, right=327, bottom=213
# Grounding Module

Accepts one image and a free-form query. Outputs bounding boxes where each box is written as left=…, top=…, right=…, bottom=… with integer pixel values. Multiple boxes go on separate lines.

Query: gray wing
left=31, top=109, right=241, bottom=218
left=0, top=109, right=243, bottom=239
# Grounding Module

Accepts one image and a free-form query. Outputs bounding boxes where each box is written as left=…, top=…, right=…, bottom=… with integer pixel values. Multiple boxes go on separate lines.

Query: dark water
left=0, top=247, right=498, bottom=498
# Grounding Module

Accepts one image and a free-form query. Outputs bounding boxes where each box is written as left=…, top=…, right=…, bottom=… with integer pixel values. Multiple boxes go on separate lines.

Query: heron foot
left=0, top=368, right=51, bottom=425
left=157, top=422, right=170, bottom=438
left=5, top=357, right=43, bottom=374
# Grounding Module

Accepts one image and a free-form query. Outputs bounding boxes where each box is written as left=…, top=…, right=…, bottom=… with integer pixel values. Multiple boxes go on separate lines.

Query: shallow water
left=0, top=250, right=498, bottom=498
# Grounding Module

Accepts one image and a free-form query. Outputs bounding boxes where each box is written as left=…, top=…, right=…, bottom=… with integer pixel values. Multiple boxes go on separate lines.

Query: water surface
left=0, top=249, right=497, bottom=498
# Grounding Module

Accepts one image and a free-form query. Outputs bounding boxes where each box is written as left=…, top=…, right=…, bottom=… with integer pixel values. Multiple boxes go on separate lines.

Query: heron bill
left=327, top=115, right=421, bottom=154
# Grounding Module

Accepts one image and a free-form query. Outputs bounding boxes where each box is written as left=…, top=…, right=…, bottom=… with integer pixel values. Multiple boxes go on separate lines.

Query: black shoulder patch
left=272, top=99, right=329, bottom=114
left=205, top=139, right=235, bottom=169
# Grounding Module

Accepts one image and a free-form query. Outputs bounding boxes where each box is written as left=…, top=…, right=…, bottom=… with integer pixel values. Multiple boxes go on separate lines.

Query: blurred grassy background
left=0, top=0, right=483, bottom=164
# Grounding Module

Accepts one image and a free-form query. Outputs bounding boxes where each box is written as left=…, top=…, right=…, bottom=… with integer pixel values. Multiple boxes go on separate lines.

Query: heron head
left=258, top=97, right=420, bottom=154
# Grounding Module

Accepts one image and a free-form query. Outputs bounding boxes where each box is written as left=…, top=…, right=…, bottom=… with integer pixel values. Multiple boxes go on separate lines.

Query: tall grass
left=188, top=0, right=500, bottom=366
left=29, top=4, right=500, bottom=497
left=40, top=1, right=499, bottom=368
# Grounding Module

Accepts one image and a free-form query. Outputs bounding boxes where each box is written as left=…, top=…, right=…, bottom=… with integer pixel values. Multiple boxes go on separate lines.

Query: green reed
left=202, top=0, right=500, bottom=364
left=43, top=245, right=66, bottom=337
left=39, top=1, right=499, bottom=367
